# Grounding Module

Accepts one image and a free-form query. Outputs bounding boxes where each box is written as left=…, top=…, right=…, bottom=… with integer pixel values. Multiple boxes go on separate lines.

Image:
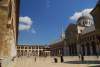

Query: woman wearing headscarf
left=60, top=54, right=63, bottom=62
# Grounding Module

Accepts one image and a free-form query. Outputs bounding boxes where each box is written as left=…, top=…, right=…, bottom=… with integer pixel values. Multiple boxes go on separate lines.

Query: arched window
left=83, top=38, right=84, bottom=42
left=90, top=36, right=92, bottom=40
left=85, top=37, right=86, bottom=41
left=93, top=35, right=95, bottom=40
left=83, top=21, right=85, bottom=25
left=80, top=30, right=82, bottom=33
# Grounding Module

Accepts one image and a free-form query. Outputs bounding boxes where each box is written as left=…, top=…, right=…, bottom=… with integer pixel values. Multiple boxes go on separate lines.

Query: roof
left=78, top=15, right=91, bottom=21
left=80, top=24, right=95, bottom=35
left=96, top=0, right=100, bottom=7
left=17, top=45, right=45, bottom=47
left=49, top=37, right=65, bottom=46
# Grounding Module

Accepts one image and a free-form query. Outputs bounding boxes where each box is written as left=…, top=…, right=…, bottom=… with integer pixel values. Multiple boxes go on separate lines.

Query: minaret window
left=80, top=30, right=82, bottom=33
left=83, top=21, right=85, bottom=25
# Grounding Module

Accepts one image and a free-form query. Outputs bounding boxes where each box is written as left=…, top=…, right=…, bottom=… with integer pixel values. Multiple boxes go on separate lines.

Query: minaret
left=60, top=26, right=65, bottom=38
left=62, top=26, right=63, bottom=36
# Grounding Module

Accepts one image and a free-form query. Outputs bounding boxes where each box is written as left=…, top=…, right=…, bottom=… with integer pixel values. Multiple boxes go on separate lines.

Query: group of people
left=54, top=54, right=64, bottom=63
left=79, top=53, right=84, bottom=61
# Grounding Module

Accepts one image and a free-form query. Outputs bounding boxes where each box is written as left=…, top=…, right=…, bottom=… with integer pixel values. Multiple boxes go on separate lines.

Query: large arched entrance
left=71, top=44, right=74, bottom=55
left=91, top=41, right=96, bottom=55
left=75, top=43, right=77, bottom=55
left=86, top=42, right=90, bottom=55
left=69, top=45, right=71, bottom=55
left=82, top=44, right=85, bottom=55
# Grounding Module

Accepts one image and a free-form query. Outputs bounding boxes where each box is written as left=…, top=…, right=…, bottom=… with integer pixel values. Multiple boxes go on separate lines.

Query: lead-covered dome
left=78, top=16, right=91, bottom=21
left=76, top=15, right=92, bottom=27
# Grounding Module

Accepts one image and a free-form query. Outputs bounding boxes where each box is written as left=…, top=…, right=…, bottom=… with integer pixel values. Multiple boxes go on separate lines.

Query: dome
left=95, top=0, right=100, bottom=7
left=78, top=15, right=91, bottom=21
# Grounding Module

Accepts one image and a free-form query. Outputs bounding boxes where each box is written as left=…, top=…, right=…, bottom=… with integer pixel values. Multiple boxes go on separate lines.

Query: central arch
left=91, top=41, right=96, bottom=55
left=86, top=42, right=90, bottom=55
left=82, top=44, right=85, bottom=55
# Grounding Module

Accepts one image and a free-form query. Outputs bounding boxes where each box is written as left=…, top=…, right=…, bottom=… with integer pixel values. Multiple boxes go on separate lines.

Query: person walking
left=81, top=54, right=84, bottom=61
left=35, top=56, right=36, bottom=61
left=60, top=54, right=64, bottom=62
left=79, top=53, right=81, bottom=60
left=54, top=57, right=57, bottom=63
left=96, top=53, right=98, bottom=58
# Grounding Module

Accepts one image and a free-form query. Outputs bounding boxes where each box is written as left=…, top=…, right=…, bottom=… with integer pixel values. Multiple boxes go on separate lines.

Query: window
left=83, top=21, right=85, bottom=25
left=90, top=36, right=92, bottom=40
left=83, top=38, right=84, bottom=42
left=93, top=35, right=95, bottom=40
left=87, top=37, right=89, bottom=41
left=85, top=37, right=86, bottom=41
left=80, top=30, right=82, bottom=33
left=96, top=35, right=98, bottom=39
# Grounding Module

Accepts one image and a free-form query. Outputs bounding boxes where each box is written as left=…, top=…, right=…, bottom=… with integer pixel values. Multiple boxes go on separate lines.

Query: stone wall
left=0, top=0, right=20, bottom=67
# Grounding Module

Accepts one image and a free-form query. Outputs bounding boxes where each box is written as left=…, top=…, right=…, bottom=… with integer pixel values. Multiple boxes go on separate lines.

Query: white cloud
left=47, top=5, right=49, bottom=7
left=19, top=16, right=33, bottom=30
left=47, top=0, right=49, bottom=3
left=69, top=8, right=93, bottom=20
left=31, top=29, right=36, bottom=33
left=46, top=0, right=49, bottom=7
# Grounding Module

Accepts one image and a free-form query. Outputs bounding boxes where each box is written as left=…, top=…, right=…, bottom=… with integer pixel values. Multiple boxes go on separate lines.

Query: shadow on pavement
left=64, top=61, right=100, bottom=64
left=88, top=65, right=100, bottom=67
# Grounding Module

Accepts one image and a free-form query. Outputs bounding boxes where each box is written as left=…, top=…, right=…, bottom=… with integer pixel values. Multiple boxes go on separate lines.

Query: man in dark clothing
left=61, top=54, right=63, bottom=62
left=81, top=54, right=84, bottom=61
left=54, top=57, right=57, bottom=63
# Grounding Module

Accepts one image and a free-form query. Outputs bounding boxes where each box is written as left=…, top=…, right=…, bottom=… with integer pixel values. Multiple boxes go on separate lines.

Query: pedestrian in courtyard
left=79, top=53, right=81, bottom=60
left=54, top=57, right=57, bottom=63
left=81, top=54, right=84, bottom=61
left=96, top=53, right=98, bottom=58
left=60, top=54, right=64, bottom=62
left=35, top=56, right=36, bottom=61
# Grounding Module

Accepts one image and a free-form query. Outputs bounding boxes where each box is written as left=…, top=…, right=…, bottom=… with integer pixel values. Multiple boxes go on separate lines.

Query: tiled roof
left=81, top=24, right=95, bottom=35
left=49, top=37, right=65, bottom=46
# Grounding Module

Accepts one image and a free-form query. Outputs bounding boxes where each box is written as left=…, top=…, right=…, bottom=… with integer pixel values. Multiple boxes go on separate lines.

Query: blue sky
left=18, top=0, right=98, bottom=46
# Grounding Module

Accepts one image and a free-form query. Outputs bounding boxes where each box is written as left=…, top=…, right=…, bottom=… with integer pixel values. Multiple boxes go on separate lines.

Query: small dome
left=96, top=0, right=100, bottom=7
left=78, top=16, right=91, bottom=21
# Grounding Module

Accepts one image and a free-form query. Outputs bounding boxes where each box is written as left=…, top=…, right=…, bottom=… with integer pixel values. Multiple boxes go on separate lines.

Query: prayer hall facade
left=49, top=14, right=99, bottom=56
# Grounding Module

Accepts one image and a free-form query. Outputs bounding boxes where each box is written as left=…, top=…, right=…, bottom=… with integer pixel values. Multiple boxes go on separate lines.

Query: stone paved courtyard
left=6, top=56, right=100, bottom=67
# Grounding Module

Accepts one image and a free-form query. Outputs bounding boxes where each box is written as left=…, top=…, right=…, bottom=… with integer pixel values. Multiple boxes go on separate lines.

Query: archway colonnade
left=50, top=47, right=63, bottom=56
left=81, top=41, right=99, bottom=55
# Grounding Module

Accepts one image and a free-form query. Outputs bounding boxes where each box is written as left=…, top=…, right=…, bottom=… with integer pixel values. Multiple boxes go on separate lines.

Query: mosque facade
left=49, top=14, right=99, bottom=56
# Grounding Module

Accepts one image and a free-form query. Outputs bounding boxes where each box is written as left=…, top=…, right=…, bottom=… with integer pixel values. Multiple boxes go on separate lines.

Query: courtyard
left=6, top=56, right=100, bottom=67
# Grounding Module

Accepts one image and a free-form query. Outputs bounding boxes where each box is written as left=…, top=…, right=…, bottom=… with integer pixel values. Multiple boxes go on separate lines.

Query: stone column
left=81, top=47, right=83, bottom=54
left=96, top=45, right=99, bottom=55
left=85, top=46, right=87, bottom=56
left=61, top=48, right=62, bottom=55
left=76, top=44, right=81, bottom=55
left=27, top=47, right=28, bottom=56
left=38, top=47, right=39, bottom=56
left=57, top=49, right=58, bottom=56
left=20, top=50, right=21, bottom=56
left=90, top=46, right=93, bottom=55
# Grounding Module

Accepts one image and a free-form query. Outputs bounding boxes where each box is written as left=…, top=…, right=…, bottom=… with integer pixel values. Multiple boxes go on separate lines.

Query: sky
left=18, top=0, right=98, bottom=46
